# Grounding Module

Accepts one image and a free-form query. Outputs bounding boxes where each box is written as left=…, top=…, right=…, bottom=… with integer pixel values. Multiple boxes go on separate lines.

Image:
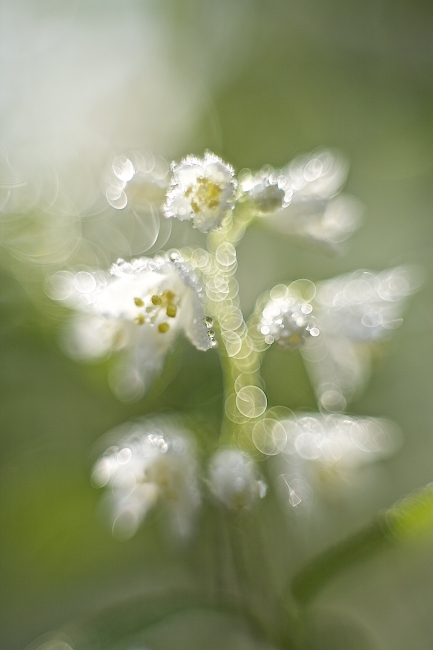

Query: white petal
left=93, top=415, right=201, bottom=538
left=302, top=333, right=371, bottom=411
left=174, top=162, right=203, bottom=186
left=61, top=313, right=129, bottom=361
left=263, top=193, right=363, bottom=253
left=301, top=267, right=422, bottom=410
left=181, top=289, right=211, bottom=351
left=284, top=149, right=349, bottom=199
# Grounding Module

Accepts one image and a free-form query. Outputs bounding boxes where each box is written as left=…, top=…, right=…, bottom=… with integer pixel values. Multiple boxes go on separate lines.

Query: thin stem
left=202, top=201, right=299, bottom=648
left=202, top=200, right=267, bottom=451
left=290, top=481, right=433, bottom=608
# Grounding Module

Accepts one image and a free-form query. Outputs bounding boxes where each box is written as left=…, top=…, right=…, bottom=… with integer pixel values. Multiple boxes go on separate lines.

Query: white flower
left=240, top=165, right=288, bottom=215
left=250, top=150, right=363, bottom=253
left=258, top=281, right=319, bottom=351
left=272, top=412, right=400, bottom=507
left=163, top=151, right=237, bottom=232
left=301, top=266, right=423, bottom=411
left=91, top=414, right=201, bottom=540
left=208, top=449, right=266, bottom=510
left=47, top=253, right=213, bottom=401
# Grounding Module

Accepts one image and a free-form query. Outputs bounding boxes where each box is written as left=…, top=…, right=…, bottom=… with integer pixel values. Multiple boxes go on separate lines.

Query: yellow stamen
left=151, top=295, right=162, bottom=306
left=134, top=297, right=144, bottom=307
left=185, top=177, right=222, bottom=214
left=164, top=290, right=175, bottom=303
left=134, top=314, right=145, bottom=325
left=158, top=322, right=170, bottom=334
left=166, top=304, right=177, bottom=318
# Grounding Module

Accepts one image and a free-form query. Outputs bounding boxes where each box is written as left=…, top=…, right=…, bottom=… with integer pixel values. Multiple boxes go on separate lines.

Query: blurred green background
left=1, top=1, right=433, bottom=649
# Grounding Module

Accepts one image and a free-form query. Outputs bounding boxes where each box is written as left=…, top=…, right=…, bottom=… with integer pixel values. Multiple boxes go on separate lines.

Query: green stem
left=203, top=200, right=265, bottom=450
left=207, top=196, right=257, bottom=250
left=290, top=482, right=433, bottom=608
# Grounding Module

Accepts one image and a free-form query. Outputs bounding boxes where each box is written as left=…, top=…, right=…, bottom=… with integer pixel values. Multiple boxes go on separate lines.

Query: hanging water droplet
left=168, top=249, right=180, bottom=262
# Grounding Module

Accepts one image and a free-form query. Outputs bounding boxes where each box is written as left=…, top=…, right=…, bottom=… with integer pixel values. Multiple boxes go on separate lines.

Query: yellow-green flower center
left=185, top=177, right=223, bottom=214
left=133, top=290, right=179, bottom=333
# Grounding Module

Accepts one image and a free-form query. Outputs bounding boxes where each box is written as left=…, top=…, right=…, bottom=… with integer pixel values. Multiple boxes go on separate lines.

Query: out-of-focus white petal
left=208, top=449, right=266, bottom=510
left=61, top=313, right=129, bottom=362
left=92, top=414, right=201, bottom=539
left=251, top=149, right=363, bottom=253
left=314, top=266, right=423, bottom=341
left=108, top=332, right=174, bottom=402
left=265, top=193, right=364, bottom=253
left=271, top=412, right=400, bottom=508
left=302, top=266, right=423, bottom=410
left=282, top=149, right=349, bottom=199
left=302, top=335, right=371, bottom=412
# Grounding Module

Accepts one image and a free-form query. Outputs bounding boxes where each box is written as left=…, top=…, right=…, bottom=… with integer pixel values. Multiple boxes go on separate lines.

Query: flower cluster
left=92, top=416, right=267, bottom=539
left=46, top=146, right=422, bottom=540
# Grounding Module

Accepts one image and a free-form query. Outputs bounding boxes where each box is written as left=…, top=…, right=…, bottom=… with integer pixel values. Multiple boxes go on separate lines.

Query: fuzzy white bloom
left=259, top=282, right=319, bottom=351
left=46, top=253, right=213, bottom=401
left=91, top=415, right=201, bottom=539
left=273, top=412, right=400, bottom=507
left=163, top=151, right=237, bottom=232
left=301, top=266, right=423, bottom=411
left=240, top=165, right=289, bottom=215
left=244, top=150, right=363, bottom=253
left=208, top=449, right=266, bottom=510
